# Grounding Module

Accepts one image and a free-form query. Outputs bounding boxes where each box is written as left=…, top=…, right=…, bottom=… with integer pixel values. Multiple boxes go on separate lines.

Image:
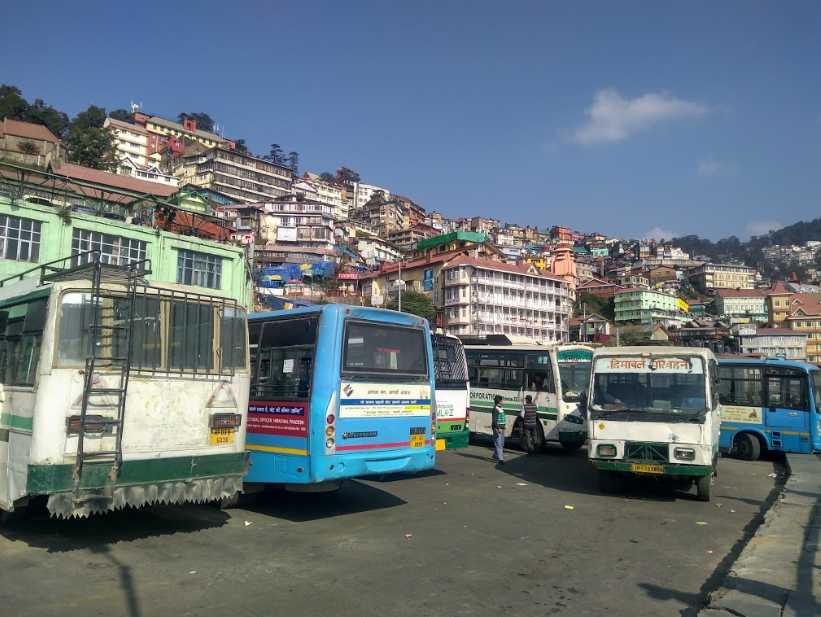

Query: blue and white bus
left=718, top=357, right=821, bottom=459
left=244, top=304, right=436, bottom=489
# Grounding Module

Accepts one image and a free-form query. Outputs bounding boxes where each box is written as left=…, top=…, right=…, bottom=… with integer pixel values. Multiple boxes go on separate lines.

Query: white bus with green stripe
left=464, top=341, right=587, bottom=450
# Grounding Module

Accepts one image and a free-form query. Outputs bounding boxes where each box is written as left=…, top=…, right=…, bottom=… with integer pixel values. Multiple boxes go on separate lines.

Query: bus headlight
left=596, top=444, right=617, bottom=457
left=674, top=447, right=695, bottom=461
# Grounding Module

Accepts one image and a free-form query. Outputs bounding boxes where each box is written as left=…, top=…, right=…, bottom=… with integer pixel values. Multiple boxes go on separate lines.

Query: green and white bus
left=556, top=344, right=595, bottom=448
left=464, top=341, right=587, bottom=450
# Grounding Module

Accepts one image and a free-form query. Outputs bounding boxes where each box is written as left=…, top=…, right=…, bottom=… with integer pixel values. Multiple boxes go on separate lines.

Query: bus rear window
left=343, top=322, right=427, bottom=378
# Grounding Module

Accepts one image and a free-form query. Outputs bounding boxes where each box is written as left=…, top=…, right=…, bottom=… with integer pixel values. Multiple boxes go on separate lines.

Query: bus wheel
left=733, top=433, right=761, bottom=461
left=696, top=474, right=712, bottom=502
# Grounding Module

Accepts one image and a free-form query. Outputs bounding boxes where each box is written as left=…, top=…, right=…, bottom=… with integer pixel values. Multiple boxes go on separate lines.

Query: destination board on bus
left=340, top=382, right=431, bottom=418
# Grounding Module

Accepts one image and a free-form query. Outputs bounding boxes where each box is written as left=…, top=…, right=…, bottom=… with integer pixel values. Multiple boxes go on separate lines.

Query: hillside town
left=2, top=102, right=820, bottom=364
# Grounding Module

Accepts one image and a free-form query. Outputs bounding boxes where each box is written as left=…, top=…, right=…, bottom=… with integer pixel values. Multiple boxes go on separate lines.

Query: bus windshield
left=591, top=356, right=707, bottom=417
left=432, top=335, right=468, bottom=388
left=559, top=363, right=591, bottom=401
left=343, top=321, right=428, bottom=379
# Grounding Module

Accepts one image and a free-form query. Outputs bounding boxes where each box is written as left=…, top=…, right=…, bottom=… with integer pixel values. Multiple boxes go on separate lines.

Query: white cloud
left=643, top=226, right=678, bottom=241
left=572, top=89, right=709, bottom=145
left=745, top=220, right=783, bottom=238
left=696, top=156, right=735, bottom=177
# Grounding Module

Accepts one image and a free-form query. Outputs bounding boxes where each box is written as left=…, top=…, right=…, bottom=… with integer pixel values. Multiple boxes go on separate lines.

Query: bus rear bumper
left=320, top=448, right=436, bottom=481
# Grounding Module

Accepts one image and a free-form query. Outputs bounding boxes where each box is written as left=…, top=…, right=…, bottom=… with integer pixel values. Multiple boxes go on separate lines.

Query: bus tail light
left=325, top=392, right=337, bottom=454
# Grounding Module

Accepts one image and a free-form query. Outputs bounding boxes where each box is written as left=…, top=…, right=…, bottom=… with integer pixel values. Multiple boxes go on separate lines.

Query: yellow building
left=766, top=283, right=821, bottom=363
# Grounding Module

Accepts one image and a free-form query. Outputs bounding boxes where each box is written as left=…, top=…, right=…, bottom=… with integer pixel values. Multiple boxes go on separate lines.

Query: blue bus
left=244, top=304, right=436, bottom=488
left=718, top=357, right=821, bottom=459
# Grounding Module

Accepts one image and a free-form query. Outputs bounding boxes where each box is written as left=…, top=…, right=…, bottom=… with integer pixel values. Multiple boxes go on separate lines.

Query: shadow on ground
left=243, top=479, right=406, bottom=523
left=0, top=501, right=229, bottom=553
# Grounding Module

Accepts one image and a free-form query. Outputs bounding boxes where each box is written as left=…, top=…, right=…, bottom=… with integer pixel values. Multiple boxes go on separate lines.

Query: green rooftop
left=416, top=231, right=487, bottom=251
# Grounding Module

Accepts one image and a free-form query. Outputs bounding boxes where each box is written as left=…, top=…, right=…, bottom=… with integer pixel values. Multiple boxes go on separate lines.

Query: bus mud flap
left=46, top=475, right=244, bottom=518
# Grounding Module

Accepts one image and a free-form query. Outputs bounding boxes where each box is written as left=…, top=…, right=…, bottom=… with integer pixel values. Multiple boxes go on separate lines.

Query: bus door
left=812, top=371, right=821, bottom=452
left=764, top=367, right=812, bottom=453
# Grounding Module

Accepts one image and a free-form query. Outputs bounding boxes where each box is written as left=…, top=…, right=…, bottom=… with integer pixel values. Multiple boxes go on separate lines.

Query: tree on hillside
left=177, top=112, right=215, bottom=133
left=287, top=151, right=299, bottom=174
left=0, top=85, right=29, bottom=121
left=24, top=98, right=69, bottom=137
left=266, top=143, right=284, bottom=164
left=365, top=190, right=386, bottom=207
left=65, top=105, right=115, bottom=170
left=108, top=108, right=133, bottom=122
left=574, top=292, right=614, bottom=321
left=385, top=290, right=436, bottom=322
left=234, top=138, right=248, bottom=153
left=336, top=166, right=360, bottom=185
left=319, top=172, right=336, bottom=184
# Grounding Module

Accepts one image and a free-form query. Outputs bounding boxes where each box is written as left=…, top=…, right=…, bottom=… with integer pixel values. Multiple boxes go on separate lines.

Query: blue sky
left=2, top=1, right=820, bottom=240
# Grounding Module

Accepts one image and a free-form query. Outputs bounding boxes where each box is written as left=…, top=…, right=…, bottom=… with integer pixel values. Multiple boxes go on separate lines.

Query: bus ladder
left=72, top=259, right=141, bottom=504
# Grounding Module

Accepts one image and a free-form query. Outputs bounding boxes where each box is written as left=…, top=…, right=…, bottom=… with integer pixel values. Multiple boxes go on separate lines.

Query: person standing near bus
left=521, top=394, right=540, bottom=455
left=492, top=395, right=506, bottom=464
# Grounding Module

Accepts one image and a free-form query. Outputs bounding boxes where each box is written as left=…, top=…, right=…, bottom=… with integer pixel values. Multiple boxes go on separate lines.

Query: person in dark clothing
left=521, top=395, right=540, bottom=454
left=491, top=394, right=506, bottom=464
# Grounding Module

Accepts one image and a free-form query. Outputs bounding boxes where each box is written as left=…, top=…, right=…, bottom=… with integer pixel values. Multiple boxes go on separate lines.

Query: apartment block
left=714, top=289, right=768, bottom=322
left=441, top=256, right=571, bottom=342
left=738, top=327, right=808, bottom=361
left=614, top=288, right=688, bottom=326
left=172, top=145, right=293, bottom=204
left=689, top=262, right=757, bottom=291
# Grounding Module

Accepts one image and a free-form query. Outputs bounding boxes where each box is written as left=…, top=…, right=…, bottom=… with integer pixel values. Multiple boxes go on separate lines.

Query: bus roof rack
left=0, top=250, right=152, bottom=289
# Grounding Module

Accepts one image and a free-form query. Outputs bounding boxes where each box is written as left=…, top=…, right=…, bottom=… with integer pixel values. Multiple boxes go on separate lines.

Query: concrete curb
left=698, top=453, right=820, bottom=617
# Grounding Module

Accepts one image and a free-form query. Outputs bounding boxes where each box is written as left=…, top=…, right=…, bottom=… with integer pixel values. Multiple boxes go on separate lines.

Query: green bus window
left=220, top=306, right=247, bottom=369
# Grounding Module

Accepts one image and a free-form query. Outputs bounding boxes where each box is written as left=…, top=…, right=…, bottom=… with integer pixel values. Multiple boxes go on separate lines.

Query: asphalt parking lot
left=0, top=443, right=783, bottom=617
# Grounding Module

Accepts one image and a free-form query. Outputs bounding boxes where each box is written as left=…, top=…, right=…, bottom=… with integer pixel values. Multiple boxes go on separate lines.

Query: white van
left=586, top=346, right=721, bottom=501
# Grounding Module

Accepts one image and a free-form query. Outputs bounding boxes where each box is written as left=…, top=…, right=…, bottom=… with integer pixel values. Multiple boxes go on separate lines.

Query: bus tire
left=733, top=433, right=761, bottom=461
left=696, top=474, right=712, bottom=502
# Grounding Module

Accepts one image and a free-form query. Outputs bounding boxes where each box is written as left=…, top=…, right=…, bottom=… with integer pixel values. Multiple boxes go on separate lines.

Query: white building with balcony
left=738, top=327, right=808, bottom=360
left=105, top=117, right=158, bottom=168
left=441, top=255, right=571, bottom=342
left=300, top=173, right=348, bottom=221
left=261, top=195, right=336, bottom=251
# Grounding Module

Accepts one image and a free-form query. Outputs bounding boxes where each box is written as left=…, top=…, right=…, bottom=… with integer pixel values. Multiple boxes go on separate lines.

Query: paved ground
left=0, top=443, right=783, bottom=617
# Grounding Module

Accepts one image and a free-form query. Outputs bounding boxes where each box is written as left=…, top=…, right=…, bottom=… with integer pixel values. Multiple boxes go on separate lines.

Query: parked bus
left=587, top=347, right=721, bottom=501
left=431, top=333, right=469, bottom=450
left=244, top=305, right=436, bottom=489
left=464, top=341, right=586, bottom=450
left=718, top=357, right=821, bottom=459
left=0, top=255, right=249, bottom=519
left=556, top=344, right=595, bottom=448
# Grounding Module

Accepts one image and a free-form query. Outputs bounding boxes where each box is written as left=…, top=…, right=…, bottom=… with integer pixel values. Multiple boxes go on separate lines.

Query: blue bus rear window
left=343, top=321, right=427, bottom=377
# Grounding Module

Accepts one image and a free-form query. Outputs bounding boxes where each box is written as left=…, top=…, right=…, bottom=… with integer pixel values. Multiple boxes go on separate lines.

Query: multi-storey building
left=105, top=117, right=157, bottom=167
left=260, top=195, right=336, bottom=251
left=172, top=145, right=293, bottom=204
left=350, top=182, right=390, bottom=212
left=689, top=262, right=757, bottom=291
left=302, top=172, right=347, bottom=220
left=132, top=112, right=234, bottom=157
left=714, top=289, right=768, bottom=323
left=387, top=223, right=438, bottom=253
left=441, top=256, right=571, bottom=342
left=767, top=290, right=821, bottom=364
left=614, top=288, right=689, bottom=326
left=352, top=199, right=407, bottom=236
left=737, top=326, right=808, bottom=360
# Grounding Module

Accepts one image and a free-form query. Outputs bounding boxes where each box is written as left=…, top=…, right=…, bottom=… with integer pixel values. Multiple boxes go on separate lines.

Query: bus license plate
left=210, top=428, right=234, bottom=446
left=630, top=463, right=663, bottom=474
left=409, top=435, right=425, bottom=448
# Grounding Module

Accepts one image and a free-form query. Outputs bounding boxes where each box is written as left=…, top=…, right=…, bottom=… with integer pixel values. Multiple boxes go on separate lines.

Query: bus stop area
left=0, top=444, right=807, bottom=617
